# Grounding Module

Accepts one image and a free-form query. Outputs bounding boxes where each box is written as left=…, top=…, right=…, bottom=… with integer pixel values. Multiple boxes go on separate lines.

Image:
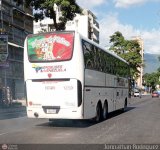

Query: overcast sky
left=77, top=0, right=160, bottom=54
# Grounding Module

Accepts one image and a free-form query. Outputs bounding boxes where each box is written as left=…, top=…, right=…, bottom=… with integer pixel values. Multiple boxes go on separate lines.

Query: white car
left=134, top=91, right=140, bottom=97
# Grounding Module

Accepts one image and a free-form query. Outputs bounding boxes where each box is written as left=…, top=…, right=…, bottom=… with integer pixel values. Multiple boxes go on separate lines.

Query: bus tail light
left=77, top=80, right=82, bottom=107
left=28, top=101, right=33, bottom=106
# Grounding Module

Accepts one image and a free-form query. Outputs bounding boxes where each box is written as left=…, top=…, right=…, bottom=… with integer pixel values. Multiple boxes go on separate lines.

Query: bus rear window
left=27, top=32, right=74, bottom=62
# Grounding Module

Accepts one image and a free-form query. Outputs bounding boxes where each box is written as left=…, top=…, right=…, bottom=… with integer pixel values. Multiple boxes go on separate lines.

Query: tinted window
left=27, top=32, right=74, bottom=62
left=82, top=40, right=129, bottom=77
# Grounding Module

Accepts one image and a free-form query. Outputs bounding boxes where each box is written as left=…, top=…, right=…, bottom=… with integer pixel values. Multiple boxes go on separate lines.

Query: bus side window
left=82, top=40, right=94, bottom=69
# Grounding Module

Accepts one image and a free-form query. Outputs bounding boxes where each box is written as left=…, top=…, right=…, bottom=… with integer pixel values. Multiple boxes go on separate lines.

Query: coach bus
left=24, top=31, right=130, bottom=122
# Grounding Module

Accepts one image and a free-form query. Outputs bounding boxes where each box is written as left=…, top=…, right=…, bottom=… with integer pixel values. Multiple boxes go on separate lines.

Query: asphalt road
left=0, top=95, right=160, bottom=150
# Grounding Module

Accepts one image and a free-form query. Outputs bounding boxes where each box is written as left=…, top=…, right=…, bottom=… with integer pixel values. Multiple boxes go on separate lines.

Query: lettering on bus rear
left=32, top=64, right=66, bottom=73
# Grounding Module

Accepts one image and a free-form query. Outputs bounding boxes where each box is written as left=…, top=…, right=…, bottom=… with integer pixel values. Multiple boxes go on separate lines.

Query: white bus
left=24, top=31, right=130, bottom=122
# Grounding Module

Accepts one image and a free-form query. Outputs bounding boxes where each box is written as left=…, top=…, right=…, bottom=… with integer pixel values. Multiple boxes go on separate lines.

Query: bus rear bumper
left=27, top=107, right=84, bottom=119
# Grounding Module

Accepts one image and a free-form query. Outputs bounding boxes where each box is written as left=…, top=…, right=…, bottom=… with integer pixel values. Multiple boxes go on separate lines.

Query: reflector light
left=29, top=101, right=32, bottom=106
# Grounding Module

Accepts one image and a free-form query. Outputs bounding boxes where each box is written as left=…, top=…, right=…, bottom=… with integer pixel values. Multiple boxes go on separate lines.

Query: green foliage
left=143, top=72, right=160, bottom=90
left=143, top=54, right=160, bottom=90
left=158, top=56, right=160, bottom=72
left=109, top=31, right=142, bottom=79
left=13, top=0, right=81, bottom=30
left=109, top=31, right=126, bottom=55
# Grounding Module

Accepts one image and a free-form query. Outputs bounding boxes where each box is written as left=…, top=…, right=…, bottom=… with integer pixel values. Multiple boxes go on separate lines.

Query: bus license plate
left=46, top=109, right=56, bottom=114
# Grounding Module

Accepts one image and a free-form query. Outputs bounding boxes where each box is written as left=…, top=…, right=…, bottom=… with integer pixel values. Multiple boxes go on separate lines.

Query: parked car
left=152, top=91, right=159, bottom=98
left=134, top=91, right=140, bottom=97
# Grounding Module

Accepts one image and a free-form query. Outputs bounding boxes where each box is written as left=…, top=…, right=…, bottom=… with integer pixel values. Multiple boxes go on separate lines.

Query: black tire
left=94, top=103, right=102, bottom=123
left=122, top=99, right=127, bottom=112
left=103, top=102, right=108, bottom=120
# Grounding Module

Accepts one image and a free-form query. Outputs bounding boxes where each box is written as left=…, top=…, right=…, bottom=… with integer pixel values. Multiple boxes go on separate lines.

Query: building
left=83, top=9, right=99, bottom=43
left=0, top=0, right=33, bottom=101
left=65, top=14, right=89, bottom=39
left=34, top=18, right=54, bottom=34
left=66, top=9, right=99, bottom=44
left=132, top=36, right=144, bottom=89
left=34, top=7, right=99, bottom=44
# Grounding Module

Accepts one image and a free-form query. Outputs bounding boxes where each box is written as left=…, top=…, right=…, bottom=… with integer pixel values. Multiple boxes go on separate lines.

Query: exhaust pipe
left=34, top=112, right=39, bottom=118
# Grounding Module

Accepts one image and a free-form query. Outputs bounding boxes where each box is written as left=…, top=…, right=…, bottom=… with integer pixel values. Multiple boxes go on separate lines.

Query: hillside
left=144, top=53, right=160, bottom=74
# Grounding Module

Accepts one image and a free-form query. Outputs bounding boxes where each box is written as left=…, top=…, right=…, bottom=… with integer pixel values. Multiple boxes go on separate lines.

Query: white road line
left=0, top=132, right=8, bottom=136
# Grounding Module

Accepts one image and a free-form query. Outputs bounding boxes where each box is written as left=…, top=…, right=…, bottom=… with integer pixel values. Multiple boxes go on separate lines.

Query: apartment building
left=66, top=9, right=99, bottom=44
left=132, top=36, right=144, bottom=89
left=0, top=0, right=33, bottom=101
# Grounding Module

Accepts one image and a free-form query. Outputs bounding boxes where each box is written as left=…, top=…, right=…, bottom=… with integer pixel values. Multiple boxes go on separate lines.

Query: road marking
left=0, top=132, right=8, bottom=136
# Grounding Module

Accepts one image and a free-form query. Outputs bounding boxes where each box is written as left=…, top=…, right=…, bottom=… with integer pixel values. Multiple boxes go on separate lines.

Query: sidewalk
left=12, top=99, right=26, bottom=106
left=0, top=100, right=26, bottom=114
left=0, top=106, right=26, bottom=113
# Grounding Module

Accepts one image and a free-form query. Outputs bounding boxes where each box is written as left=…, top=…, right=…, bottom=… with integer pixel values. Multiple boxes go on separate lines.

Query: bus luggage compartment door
left=26, top=79, right=79, bottom=109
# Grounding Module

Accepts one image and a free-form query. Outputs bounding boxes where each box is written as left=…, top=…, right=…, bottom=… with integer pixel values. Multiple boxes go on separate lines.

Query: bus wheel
left=122, top=99, right=127, bottom=112
left=94, top=103, right=102, bottom=123
left=103, top=102, right=108, bottom=120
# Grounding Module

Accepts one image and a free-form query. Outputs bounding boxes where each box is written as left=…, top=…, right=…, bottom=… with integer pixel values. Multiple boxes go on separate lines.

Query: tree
left=143, top=72, right=159, bottom=91
left=109, top=31, right=142, bottom=79
left=157, top=56, right=160, bottom=85
left=13, top=0, right=81, bottom=30
left=143, top=56, right=160, bottom=91
left=109, top=31, right=126, bottom=55
left=158, top=56, right=160, bottom=72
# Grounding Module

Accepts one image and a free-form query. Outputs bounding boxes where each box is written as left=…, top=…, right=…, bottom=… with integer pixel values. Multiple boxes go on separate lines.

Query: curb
left=0, top=106, right=26, bottom=114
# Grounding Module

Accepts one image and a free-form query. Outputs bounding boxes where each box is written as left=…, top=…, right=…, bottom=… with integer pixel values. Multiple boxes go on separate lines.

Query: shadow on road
left=0, top=111, right=27, bottom=120
left=37, top=106, right=135, bottom=128
left=106, top=106, right=135, bottom=120
left=37, top=119, right=94, bottom=128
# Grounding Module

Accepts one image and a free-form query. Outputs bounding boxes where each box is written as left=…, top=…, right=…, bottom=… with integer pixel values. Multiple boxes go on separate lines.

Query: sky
left=76, top=0, right=160, bottom=54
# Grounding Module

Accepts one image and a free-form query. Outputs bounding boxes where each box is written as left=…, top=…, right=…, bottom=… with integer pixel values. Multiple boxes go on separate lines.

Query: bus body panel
left=84, top=69, right=107, bottom=119
left=26, top=79, right=78, bottom=109
left=83, top=69, right=128, bottom=118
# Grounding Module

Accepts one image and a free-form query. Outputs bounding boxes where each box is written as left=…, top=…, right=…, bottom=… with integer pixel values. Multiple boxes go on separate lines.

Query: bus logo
left=32, top=64, right=66, bottom=73
left=48, top=73, right=52, bottom=78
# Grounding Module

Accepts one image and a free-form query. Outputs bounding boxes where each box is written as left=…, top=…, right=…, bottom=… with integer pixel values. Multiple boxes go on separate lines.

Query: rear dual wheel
left=94, top=102, right=108, bottom=122
left=122, top=99, right=127, bottom=112
left=94, top=103, right=102, bottom=122
left=103, top=102, right=108, bottom=120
